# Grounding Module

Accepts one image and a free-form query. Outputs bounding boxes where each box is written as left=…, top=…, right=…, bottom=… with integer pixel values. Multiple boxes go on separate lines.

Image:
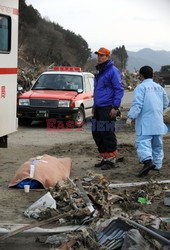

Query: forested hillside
left=18, top=0, right=91, bottom=68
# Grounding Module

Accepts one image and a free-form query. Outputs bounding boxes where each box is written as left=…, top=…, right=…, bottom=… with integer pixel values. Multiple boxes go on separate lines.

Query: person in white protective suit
left=126, top=66, right=169, bottom=177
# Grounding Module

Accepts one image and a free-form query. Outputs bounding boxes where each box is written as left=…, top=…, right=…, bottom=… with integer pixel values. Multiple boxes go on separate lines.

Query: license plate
left=36, top=110, right=49, bottom=118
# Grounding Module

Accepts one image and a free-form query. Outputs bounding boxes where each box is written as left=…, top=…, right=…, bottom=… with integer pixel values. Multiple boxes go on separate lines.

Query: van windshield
left=32, top=74, right=83, bottom=91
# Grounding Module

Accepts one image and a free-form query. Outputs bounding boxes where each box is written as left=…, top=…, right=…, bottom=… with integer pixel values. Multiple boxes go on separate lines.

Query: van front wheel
left=18, top=118, right=32, bottom=126
left=73, top=107, right=85, bottom=128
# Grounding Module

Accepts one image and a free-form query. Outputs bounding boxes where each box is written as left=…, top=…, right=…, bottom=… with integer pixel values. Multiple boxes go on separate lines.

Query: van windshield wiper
left=32, top=87, right=56, bottom=90
left=32, top=87, right=78, bottom=91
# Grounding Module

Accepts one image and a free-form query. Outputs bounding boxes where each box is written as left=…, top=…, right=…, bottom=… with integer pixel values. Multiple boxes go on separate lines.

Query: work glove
left=126, top=118, right=132, bottom=126
left=116, top=109, right=122, bottom=120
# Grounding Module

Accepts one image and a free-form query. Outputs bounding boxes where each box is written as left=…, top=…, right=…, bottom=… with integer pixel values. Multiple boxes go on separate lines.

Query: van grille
left=30, top=99, right=58, bottom=107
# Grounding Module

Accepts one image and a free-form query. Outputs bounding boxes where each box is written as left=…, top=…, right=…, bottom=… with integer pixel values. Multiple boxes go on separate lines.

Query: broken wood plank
left=0, top=212, right=71, bottom=241
left=58, top=239, right=77, bottom=250
left=75, top=180, right=95, bottom=213
left=0, top=225, right=85, bottom=235
left=109, top=180, right=170, bottom=189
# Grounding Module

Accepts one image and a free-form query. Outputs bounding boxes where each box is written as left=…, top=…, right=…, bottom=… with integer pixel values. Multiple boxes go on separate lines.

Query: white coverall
left=128, top=79, right=169, bottom=169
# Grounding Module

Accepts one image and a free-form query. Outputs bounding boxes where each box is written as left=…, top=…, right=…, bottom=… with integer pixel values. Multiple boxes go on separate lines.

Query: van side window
left=84, top=76, right=91, bottom=92
left=88, top=77, right=94, bottom=91
left=0, top=14, right=11, bottom=53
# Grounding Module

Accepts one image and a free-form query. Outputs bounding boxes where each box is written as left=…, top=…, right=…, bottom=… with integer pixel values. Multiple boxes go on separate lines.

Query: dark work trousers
left=92, top=106, right=117, bottom=153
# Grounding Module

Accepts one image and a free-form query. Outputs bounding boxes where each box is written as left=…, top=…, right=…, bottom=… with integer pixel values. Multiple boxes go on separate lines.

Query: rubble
left=42, top=175, right=170, bottom=248
left=17, top=68, right=34, bottom=91
left=122, top=70, right=139, bottom=90
left=24, top=192, right=56, bottom=219
left=1, top=172, right=170, bottom=249
left=121, top=69, right=168, bottom=91
left=120, top=216, right=170, bottom=246
left=164, top=190, right=170, bottom=206
left=164, top=107, right=170, bottom=124
left=96, top=218, right=133, bottom=249
left=121, top=229, right=150, bottom=250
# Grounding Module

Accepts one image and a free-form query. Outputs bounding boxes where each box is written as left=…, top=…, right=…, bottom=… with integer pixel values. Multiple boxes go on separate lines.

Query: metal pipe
left=119, top=217, right=170, bottom=246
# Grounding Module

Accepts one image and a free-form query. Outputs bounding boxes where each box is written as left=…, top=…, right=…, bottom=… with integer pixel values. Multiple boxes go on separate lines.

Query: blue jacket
left=93, top=60, right=124, bottom=107
left=128, top=79, right=169, bottom=135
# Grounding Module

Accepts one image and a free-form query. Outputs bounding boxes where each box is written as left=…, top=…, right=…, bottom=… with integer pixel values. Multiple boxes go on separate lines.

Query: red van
left=17, top=67, right=94, bottom=127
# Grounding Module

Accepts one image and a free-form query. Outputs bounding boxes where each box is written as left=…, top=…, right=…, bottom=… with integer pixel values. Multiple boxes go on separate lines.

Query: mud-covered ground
left=0, top=110, right=170, bottom=249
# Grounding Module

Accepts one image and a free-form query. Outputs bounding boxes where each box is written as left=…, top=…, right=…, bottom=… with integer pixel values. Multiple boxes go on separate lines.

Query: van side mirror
left=18, top=86, right=23, bottom=92
left=17, top=86, right=24, bottom=94
left=77, top=89, right=83, bottom=94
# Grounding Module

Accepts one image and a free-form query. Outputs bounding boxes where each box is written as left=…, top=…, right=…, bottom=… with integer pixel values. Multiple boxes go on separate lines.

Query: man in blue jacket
left=92, top=47, right=124, bottom=170
left=126, top=66, right=169, bottom=176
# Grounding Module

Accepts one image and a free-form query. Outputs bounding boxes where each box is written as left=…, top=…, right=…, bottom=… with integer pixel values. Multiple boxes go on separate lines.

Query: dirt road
left=0, top=110, right=170, bottom=249
left=1, top=117, right=170, bottom=222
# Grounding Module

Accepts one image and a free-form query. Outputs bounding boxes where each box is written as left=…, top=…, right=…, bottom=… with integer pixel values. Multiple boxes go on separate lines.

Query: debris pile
left=1, top=172, right=170, bottom=249
left=17, top=68, right=34, bottom=91
left=22, top=173, right=170, bottom=249
left=121, top=70, right=167, bottom=91
left=164, top=107, right=170, bottom=124
left=118, top=181, right=165, bottom=212
left=122, top=71, right=139, bottom=90
left=45, top=174, right=170, bottom=222
left=44, top=174, right=126, bottom=223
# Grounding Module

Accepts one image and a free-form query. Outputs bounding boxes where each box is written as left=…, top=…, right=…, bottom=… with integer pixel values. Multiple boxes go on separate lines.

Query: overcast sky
left=26, top=0, right=170, bottom=52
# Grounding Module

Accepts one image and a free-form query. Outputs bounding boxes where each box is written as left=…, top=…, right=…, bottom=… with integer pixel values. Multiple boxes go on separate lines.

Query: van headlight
left=58, top=100, right=70, bottom=107
left=19, top=99, right=30, bottom=106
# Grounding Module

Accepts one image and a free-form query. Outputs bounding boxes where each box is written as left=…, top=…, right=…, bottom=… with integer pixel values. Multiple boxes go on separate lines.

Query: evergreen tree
left=19, top=1, right=91, bottom=67
left=111, top=45, right=128, bottom=71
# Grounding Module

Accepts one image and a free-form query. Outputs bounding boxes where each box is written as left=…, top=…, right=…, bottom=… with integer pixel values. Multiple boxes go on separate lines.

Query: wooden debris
left=0, top=212, right=71, bottom=241
left=0, top=224, right=85, bottom=235
left=109, top=180, right=170, bottom=188
left=58, top=239, right=76, bottom=250
left=75, top=180, right=95, bottom=213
